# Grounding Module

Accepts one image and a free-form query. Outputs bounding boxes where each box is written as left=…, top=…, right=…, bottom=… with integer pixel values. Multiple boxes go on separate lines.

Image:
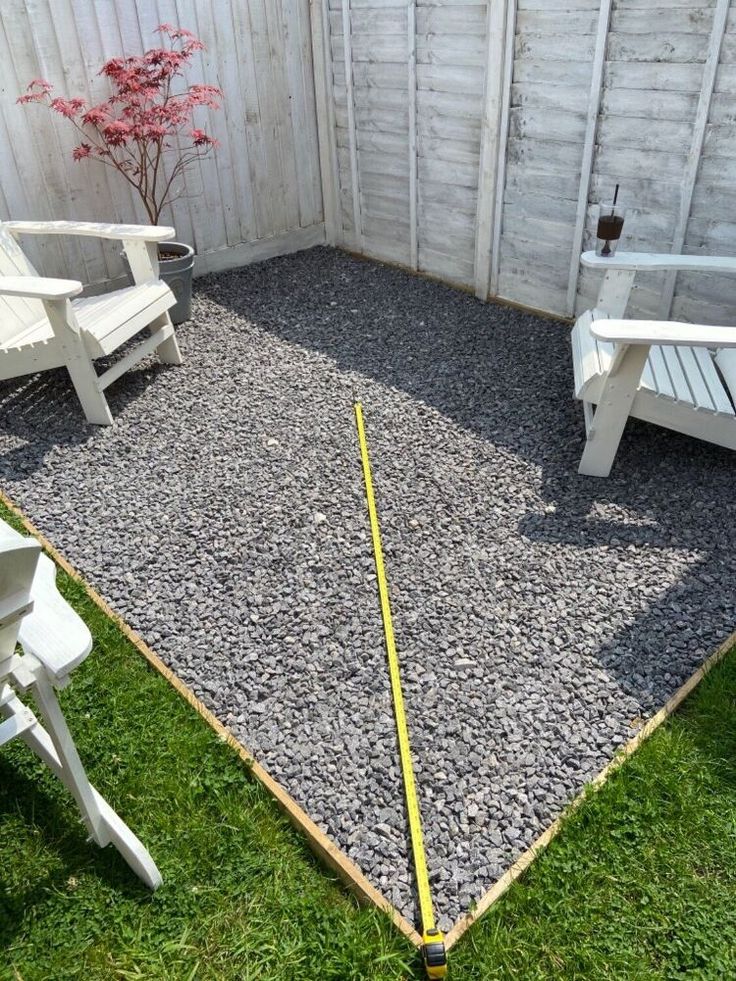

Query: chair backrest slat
left=0, top=224, right=46, bottom=345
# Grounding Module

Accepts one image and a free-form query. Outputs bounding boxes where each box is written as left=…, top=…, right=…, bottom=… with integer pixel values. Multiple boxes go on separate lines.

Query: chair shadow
left=196, top=245, right=736, bottom=715
left=0, top=358, right=172, bottom=477
left=0, top=755, right=154, bottom=952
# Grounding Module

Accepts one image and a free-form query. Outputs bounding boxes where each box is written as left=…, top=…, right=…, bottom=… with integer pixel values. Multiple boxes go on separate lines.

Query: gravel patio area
left=1, top=246, right=734, bottom=932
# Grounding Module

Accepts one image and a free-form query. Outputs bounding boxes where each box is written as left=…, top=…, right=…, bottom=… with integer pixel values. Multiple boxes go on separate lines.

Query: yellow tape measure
left=354, top=403, right=447, bottom=980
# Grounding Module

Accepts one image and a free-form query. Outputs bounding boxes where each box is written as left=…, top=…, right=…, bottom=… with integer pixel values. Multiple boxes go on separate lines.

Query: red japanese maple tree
left=18, top=24, right=221, bottom=224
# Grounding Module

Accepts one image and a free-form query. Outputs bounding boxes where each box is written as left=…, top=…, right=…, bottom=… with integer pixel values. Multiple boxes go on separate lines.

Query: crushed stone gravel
left=1, top=246, right=735, bottom=931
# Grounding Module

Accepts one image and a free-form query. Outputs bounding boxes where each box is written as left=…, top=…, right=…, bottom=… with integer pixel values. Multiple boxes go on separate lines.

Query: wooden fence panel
left=5, top=0, right=736, bottom=322
left=0, top=0, right=324, bottom=284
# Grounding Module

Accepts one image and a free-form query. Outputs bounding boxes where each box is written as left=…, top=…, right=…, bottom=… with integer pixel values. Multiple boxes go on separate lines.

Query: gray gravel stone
left=1, top=246, right=734, bottom=933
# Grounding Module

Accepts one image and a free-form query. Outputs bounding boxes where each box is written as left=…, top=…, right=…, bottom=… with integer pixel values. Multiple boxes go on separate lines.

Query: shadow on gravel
left=0, top=360, right=172, bottom=475
left=197, top=245, right=736, bottom=715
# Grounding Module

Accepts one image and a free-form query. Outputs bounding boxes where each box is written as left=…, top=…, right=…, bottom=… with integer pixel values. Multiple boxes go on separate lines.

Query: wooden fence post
left=565, top=0, right=612, bottom=319
left=341, top=0, right=362, bottom=251
left=309, top=0, right=342, bottom=246
left=474, top=0, right=512, bottom=300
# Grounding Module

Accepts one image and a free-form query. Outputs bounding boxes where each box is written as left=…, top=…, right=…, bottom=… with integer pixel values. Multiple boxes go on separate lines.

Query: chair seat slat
left=692, top=346, right=733, bottom=415
left=646, top=346, right=674, bottom=400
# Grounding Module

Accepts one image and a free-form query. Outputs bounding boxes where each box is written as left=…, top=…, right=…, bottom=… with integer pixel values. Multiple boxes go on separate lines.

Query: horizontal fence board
left=333, top=61, right=407, bottom=87
left=516, top=9, right=599, bottom=32
left=720, top=33, right=736, bottom=62
left=505, top=166, right=582, bottom=201
left=611, top=8, right=717, bottom=33
left=516, top=33, right=596, bottom=61
left=417, top=63, right=486, bottom=93
left=594, top=144, right=688, bottom=181
left=597, top=114, right=694, bottom=150
left=589, top=173, right=683, bottom=212
left=419, top=154, right=479, bottom=186
left=419, top=199, right=476, bottom=232
left=420, top=219, right=475, bottom=255
left=328, top=0, right=406, bottom=7
left=509, top=107, right=587, bottom=144
left=335, top=105, right=409, bottom=134
left=511, top=82, right=589, bottom=112
left=691, top=181, right=736, bottom=216
left=687, top=217, right=736, bottom=250
left=503, top=192, right=579, bottom=224
left=709, top=91, right=736, bottom=122
left=416, top=6, right=487, bottom=33
left=514, top=58, right=594, bottom=85
left=606, top=32, right=710, bottom=63
left=417, top=88, right=485, bottom=118
left=615, top=0, right=717, bottom=7
left=517, top=0, right=600, bottom=8
left=605, top=60, right=704, bottom=91
left=419, top=244, right=475, bottom=286
left=704, top=123, right=736, bottom=156
left=502, top=215, right=577, bottom=252
left=507, top=137, right=588, bottom=176
left=672, top=294, right=736, bottom=326
left=601, top=87, right=700, bottom=119
left=337, top=85, right=409, bottom=110
left=331, top=34, right=406, bottom=61
left=416, top=34, right=488, bottom=65
left=419, top=179, right=478, bottom=214
left=329, top=7, right=407, bottom=34
left=418, top=134, right=481, bottom=163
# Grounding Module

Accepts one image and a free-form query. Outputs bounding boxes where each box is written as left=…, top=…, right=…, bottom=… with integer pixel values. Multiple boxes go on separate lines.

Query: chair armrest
left=18, top=552, right=92, bottom=683
left=6, top=220, right=175, bottom=243
left=0, top=275, right=82, bottom=300
left=592, top=318, right=736, bottom=349
left=582, top=251, right=736, bottom=274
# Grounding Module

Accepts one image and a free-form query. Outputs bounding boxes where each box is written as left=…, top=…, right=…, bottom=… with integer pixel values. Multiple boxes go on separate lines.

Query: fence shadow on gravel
left=0, top=359, right=172, bottom=474
left=196, top=247, right=736, bottom=716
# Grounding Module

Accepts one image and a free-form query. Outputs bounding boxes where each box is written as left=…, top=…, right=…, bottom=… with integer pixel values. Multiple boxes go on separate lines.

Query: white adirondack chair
left=0, top=518, right=161, bottom=888
left=572, top=250, right=736, bottom=477
left=0, top=220, right=183, bottom=425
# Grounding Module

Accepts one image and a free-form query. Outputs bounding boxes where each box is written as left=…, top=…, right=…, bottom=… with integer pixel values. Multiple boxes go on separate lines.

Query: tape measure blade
left=354, top=403, right=436, bottom=934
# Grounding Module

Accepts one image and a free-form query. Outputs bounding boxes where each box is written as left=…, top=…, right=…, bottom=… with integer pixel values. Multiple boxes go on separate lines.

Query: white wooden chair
left=0, top=220, right=183, bottom=425
left=572, top=251, right=736, bottom=477
left=0, top=518, right=161, bottom=888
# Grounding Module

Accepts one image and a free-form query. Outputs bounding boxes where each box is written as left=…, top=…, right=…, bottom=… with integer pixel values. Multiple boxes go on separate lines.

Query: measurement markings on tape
left=354, top=402, right=447, bottom=980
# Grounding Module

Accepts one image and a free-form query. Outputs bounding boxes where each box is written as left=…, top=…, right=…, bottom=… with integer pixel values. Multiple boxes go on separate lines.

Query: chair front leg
left=21, top=670, right=109, bottom=846
left=578, top=343, right=650, bottom=477
left=43, top=298, right=113, bottom=424
left=11, top=676, right=162, bottom=886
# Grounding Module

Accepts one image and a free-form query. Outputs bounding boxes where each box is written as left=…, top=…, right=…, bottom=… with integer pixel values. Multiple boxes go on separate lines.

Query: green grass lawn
left=2, top=499, right=736, bottom=980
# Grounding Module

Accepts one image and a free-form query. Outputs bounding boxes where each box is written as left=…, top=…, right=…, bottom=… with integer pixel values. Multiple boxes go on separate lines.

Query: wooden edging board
left=0, top=490, right=422, bottom=949
left=3, top=488, right=733, bottom=953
